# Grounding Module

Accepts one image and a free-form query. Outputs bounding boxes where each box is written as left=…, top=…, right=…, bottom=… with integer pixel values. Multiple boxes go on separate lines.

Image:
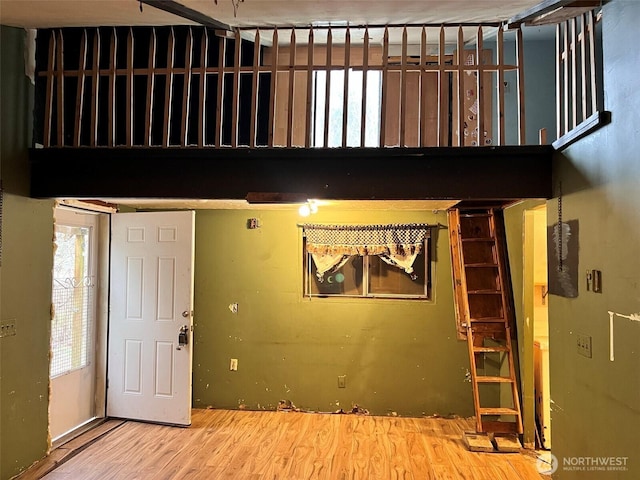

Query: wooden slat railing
left=35, top=24, right=527, bottom=148
left=556, top=9, right=601, bottom=140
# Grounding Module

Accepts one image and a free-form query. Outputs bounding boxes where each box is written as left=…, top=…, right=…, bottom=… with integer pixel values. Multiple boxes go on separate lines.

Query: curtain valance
left=302, top=224, right=432, bottom=281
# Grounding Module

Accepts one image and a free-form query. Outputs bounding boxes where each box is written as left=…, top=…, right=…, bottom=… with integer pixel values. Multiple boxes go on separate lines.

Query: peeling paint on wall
left=607, top=310, right=640, bottom=361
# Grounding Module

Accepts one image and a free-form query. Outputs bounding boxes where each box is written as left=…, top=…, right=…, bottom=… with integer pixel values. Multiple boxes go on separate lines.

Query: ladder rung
left=461, top=237, right=495, bottom=242
left=464, top=263, right=498, bottom=268
left=473, top=346, right=509, bottom=352
left=470, top=317, right=505, bottom=322
left=476, top=376, right=514, bottom=383
left=479, top=408, right=519, bottom=416
left=467, top=289, right=502, bottom=295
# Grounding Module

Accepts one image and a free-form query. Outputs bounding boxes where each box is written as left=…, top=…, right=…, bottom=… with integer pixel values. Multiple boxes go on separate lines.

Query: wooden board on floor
left=494, top=433, right=522, bottom=453
left=462, top=431, right=495, bottom=452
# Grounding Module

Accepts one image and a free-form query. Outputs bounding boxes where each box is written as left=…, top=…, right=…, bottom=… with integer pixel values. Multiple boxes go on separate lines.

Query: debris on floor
left=351, top=404, right=369, bottom=415
left=424, top=413, right=461, bottom=419
left=277, top=399, right=299, bottom=412
left=332, top=404, right=370, bottom=415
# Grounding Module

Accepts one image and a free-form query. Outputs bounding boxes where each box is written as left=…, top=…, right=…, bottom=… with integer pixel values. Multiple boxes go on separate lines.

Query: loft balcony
left=33, top=24, right=529, bottom=149
left=29, top=23, right=555, bottom=201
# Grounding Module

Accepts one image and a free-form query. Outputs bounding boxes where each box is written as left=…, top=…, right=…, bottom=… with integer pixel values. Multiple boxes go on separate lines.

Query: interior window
left=312, top=69, right=382, bottom=148
left=304, top=238, right=431, bottom=299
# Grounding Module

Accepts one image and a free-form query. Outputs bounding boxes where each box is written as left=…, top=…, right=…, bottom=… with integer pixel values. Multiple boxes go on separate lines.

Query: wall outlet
left=247, top=218, right=260, bottom=229
left=230, top=358, right=238, bottom=371
left=577, top=334, right=592, bottom=358
left=338, top=375, right=346, bottom=388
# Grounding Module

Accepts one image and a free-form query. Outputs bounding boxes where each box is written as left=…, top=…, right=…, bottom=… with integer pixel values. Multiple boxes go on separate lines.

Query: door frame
left=49, top=203, right=112, bottom=447
left=522, top=204, right=549, bottom=449
left=523, top=204, right=551, bottom=448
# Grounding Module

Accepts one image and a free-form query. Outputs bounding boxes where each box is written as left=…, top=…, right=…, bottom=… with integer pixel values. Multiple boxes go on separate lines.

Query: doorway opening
left=49, top=207, right=109, bottom=445
left=524, top=205, right=550, bottom=449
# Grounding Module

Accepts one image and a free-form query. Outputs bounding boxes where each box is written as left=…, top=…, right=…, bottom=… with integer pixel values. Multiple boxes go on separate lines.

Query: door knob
left=182, top=310, right=191, bottom=318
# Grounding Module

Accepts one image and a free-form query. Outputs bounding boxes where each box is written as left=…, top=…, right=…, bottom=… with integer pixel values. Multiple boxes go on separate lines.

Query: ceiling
left=0, top=0, right=546, bottom=29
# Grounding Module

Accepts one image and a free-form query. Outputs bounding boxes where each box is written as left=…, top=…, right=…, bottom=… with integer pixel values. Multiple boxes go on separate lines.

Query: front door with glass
left=49, top=208, right=100, bottom=441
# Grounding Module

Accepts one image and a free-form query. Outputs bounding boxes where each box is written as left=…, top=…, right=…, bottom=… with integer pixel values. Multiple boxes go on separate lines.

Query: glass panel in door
left=49, top=209, right=98, bottom=441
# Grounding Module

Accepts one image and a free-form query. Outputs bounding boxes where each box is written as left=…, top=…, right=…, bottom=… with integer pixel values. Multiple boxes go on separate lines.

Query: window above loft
left=312, top=70, right=382, bottom=148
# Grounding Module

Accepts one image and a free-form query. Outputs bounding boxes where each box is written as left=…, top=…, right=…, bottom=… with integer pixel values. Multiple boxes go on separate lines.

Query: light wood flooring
left=39, top=409, right=549, bottom=480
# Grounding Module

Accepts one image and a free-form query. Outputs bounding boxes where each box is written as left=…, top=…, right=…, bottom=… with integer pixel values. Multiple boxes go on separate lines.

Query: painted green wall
left=0, top=26, right=54, bottom=480
left=549, top=0, right=640, bottom=478
left=192, top=208, right=474, bottom=417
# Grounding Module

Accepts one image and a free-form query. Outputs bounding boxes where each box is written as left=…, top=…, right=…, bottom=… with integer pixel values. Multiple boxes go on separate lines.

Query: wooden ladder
left=448, top=207, right=523, bottom=435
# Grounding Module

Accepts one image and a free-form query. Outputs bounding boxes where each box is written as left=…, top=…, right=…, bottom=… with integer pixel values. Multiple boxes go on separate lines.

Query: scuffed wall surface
left=0, top=26, right=54, bottom=480
left=549, top=0, right=640, bottom=478
left=192, top=208, right=474, bottom=417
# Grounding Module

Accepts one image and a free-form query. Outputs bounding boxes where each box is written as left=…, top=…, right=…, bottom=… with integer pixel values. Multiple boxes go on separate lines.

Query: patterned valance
left=303, top=223, right=431, bottom=256
left=303, top=224, right=432, bottom=281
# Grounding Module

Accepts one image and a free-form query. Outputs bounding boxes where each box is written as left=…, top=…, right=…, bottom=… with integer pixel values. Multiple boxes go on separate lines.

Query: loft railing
left=554, top=8, right=607, bottom=149
left=34, top=24, right=526, bottom=149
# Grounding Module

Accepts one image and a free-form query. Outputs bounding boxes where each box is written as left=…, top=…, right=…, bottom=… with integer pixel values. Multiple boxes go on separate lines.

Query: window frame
left=311, top=68, right=383, bottom=148
left=303, top=236, right=432, bottom=300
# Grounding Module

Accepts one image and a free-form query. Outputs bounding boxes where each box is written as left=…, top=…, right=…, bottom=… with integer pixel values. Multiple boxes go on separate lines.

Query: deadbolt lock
left=177, top=325, right=189, bottom=349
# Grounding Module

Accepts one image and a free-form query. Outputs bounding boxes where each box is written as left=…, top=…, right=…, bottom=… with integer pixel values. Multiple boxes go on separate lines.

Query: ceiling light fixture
left=298, top=200, right=319, bottom=217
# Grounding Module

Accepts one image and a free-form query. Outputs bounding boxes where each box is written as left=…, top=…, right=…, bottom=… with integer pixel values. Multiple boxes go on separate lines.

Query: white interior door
left=107, top=211, right=195, bottom=425
left=50, top=208, right=100, bottom=440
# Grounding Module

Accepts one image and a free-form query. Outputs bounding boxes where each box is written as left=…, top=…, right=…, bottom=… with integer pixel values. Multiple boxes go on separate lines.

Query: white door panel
left=108, top=211, right=195, bottom=426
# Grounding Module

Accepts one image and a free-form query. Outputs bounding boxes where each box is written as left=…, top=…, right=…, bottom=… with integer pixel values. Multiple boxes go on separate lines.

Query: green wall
left=0, top=27, right=54, bottom=480
left=192, top=208, right=474, bottom=417
left=549, top=0, right=640, bottom=478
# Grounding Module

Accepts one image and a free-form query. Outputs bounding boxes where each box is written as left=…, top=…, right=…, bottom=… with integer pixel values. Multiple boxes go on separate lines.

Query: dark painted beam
left=507, top=0, right=600, bottom=27
left=553, top=110, right=610, bottom=151
left=141, top=0, right=231, bottom=31
left=29, top=146, right=553, bottom=201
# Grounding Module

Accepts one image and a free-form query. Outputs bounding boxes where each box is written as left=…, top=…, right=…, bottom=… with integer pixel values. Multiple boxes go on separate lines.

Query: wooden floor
left=40, top=409, right=549, bottom=480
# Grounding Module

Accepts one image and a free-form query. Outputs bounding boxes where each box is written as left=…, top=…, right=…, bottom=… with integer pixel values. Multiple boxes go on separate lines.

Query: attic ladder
left=448, top=207, right=523, bottom=435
